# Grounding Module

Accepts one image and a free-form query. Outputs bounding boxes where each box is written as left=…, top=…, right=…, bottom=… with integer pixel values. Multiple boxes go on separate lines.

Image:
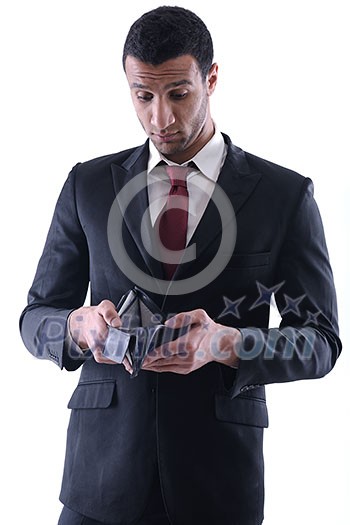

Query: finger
left=142, top=361, right=193, bottom=374
left=143, top=346, right=208, bottom=373
left=164, top=311, right=194, bottom=329
left=152, top=326, right=198, bottom=358
left=86, top=324, right=109, bottom=352
left=98, top=299, right=121, bottom=328
left=165, top=309, right=208, bottom=329
left=92, top=347, right=117, bottom=365
left=144, top=342, right=190, bottom=365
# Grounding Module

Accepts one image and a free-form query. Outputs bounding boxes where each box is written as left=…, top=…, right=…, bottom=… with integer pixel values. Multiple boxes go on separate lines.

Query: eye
left=136, top=92, right=153, bottom=102
left=171, top=91, right=188, bottom=100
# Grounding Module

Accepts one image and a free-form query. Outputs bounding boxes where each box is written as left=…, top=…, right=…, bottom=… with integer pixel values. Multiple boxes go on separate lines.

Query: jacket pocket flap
left=68, top=380, right=116, bottom=409
left=227, top=252, right=270, bottom=268
left=215, top=394, right=268, bottom=428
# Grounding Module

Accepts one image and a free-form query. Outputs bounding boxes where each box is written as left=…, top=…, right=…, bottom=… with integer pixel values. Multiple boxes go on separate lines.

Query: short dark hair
left=122, top=6, right=214, bottom=80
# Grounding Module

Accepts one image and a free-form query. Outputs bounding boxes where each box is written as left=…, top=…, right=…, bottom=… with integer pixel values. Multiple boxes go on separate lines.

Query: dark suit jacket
left=20, top=134, right=341, bottom=525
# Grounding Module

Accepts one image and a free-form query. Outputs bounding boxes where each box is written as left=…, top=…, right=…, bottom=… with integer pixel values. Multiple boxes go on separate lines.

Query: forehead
left=125, top=55, right=201, bottom=89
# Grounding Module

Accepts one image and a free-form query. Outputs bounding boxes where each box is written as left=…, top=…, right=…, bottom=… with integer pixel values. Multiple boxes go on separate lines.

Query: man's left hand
left=142, top=309, right=241, bottom=374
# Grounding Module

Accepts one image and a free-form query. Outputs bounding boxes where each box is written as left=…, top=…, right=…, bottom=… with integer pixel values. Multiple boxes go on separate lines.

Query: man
left=20, top=6, right=341, bottom=525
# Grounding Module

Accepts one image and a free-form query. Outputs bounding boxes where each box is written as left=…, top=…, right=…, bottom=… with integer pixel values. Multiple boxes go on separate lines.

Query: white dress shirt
left=147, top=127, right=227, bottom=244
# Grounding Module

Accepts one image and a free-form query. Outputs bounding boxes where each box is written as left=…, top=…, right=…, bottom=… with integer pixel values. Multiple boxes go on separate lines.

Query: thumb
left=98, top=299, right=121, bottom=328
left=109, top=315, right=122, bottom=328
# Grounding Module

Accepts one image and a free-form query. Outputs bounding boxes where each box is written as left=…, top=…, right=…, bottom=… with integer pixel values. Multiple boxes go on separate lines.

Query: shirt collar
left=147, top=125, right=225, bottom=182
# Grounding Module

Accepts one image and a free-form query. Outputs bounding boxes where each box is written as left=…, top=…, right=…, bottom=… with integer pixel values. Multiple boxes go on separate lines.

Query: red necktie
left=158, top=165, right=190, bottom=279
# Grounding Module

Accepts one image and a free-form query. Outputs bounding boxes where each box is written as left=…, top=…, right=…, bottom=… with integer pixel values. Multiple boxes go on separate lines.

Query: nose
left=150, top=98, right=175, bottom=130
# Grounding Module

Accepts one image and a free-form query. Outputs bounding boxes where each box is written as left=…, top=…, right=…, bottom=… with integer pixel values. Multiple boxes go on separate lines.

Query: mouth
left=153, top=132, right=179, bottom=143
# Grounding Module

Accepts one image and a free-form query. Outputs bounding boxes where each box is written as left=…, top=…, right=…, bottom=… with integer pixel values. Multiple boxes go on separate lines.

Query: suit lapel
left=174, top=136, right=262, bottom=279
left=110, top=141, right=164, bottom=283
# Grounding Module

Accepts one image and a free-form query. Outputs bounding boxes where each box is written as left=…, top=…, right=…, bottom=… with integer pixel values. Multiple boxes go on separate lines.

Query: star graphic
left=249, top=281, right=285, bottom=310
left=217, top=296, right=246, bottom=320
left=280, top=294, right=306, bottom=316
left=303, top=310, right=322, bottom=326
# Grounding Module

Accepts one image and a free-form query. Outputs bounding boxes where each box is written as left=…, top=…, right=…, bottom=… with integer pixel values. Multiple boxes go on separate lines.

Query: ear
left=206, top=63, right=218, bottom=96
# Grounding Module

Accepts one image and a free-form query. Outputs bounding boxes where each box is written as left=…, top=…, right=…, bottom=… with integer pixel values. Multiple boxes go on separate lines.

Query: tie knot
left=165, top=165, right=190, bottom=188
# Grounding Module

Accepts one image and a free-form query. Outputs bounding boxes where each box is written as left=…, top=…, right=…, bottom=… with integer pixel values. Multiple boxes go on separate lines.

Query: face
left=125, top=55, right=218, bottom=164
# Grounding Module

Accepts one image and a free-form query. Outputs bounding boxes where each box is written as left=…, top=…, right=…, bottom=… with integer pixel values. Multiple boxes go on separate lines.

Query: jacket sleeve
left=19, top=164, right=90, bottom=371
left=231, top=178, right=342, bottom=397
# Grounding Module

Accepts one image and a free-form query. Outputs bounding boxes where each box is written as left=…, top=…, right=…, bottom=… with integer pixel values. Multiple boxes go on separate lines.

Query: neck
left=165, top=119, right=215, bottom=164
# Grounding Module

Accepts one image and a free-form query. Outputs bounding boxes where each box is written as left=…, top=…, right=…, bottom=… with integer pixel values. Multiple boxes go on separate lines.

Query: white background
left=1, top=0, right=349, bottom=523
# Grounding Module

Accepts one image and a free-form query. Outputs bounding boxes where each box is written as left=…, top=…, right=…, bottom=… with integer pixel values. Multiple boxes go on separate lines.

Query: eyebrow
left=131, top=79, right=192, bottom=90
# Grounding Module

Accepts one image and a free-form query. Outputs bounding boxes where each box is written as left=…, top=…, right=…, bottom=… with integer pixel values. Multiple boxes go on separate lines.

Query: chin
left=155, top=140, right=186, bottom=157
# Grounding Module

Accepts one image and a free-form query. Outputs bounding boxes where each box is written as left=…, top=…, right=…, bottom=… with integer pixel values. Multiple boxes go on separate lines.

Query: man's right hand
left=68, top=300, right=132, bottom=373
